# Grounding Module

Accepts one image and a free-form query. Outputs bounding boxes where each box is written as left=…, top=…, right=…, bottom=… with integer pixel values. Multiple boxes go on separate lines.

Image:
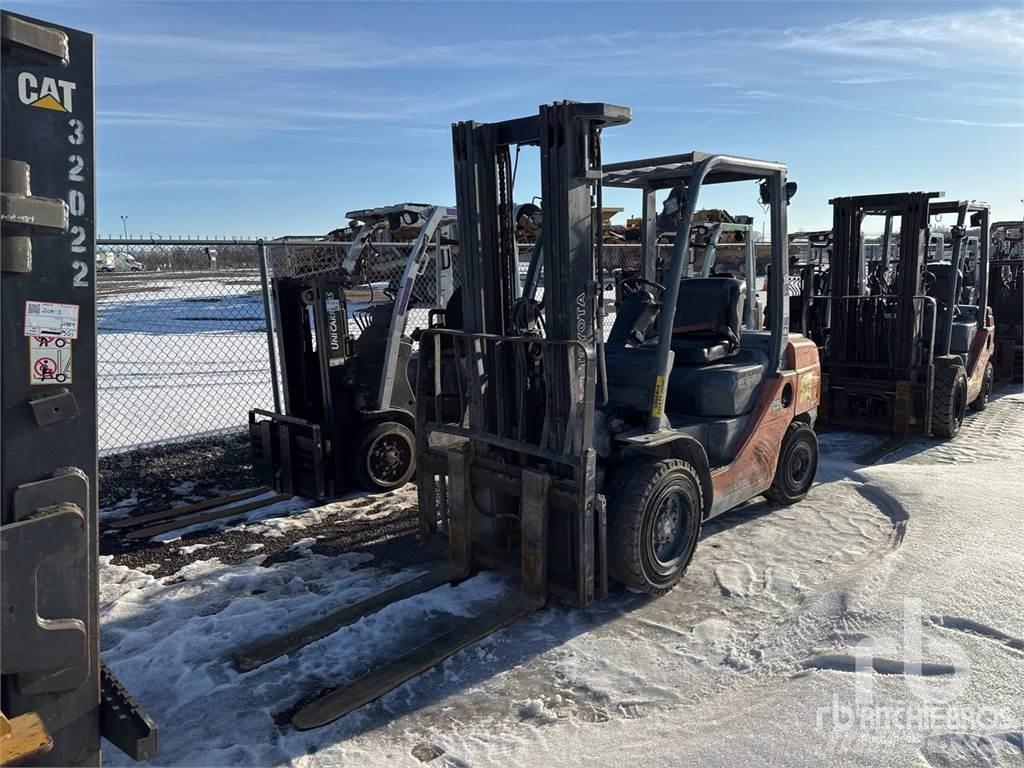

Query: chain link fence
left=96, top=238, right=272, bottom=456
left=96, top=234, right=458, bottom=461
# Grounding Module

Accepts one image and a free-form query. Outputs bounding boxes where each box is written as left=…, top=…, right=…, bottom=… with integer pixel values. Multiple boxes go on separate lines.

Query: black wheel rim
left=644, top=485, right=696, bottom=581
left=367, top=433, right=412, bottom=486
left=786, top=442, right=814, bottom=491
left=954, top=381, right=967, bottom=425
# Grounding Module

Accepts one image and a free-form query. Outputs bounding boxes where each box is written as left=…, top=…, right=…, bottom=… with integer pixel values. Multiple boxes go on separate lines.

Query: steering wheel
left=618, top=275, right=665, bottom=299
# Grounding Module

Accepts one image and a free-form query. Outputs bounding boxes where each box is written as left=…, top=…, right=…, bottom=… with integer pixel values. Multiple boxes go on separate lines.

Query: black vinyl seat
left=925, top=263, right=963, bottom=310
left=923, top=264, right=977, bottom=356
left=606, top=277, right=765, bottom=417
left=667, top=348, right=768, bottom=417
left=670, top=278, right=745, bottom=364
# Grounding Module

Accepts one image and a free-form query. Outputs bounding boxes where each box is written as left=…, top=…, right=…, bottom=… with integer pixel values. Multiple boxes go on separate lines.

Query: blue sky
left=9, top=1, right=1024, bottom=237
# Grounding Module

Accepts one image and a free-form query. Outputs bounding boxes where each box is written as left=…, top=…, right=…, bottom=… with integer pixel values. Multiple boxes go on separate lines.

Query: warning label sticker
left=24, top=300, right=79, bottom=339
left=29, top=336, right=72, bottom=385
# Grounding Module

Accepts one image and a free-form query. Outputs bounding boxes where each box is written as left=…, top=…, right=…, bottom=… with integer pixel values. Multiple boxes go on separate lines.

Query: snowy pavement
left=100, top=390, right=1024, bottom=767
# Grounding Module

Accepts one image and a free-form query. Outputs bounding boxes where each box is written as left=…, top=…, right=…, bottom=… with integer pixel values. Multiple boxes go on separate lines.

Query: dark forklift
left=988, top=219, right=1022, bottom=384
left=823, top=193, right=995, bottom=461
left=787, top=229, right=831, bottom=341
left=232, top=101, right=821, bottom=730
left=249, top=204, right=457, bottom=498
left=1, top=11, right=155, bottom=765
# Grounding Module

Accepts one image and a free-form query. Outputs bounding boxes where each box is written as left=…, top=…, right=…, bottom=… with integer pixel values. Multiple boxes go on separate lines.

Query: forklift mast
left=1, top=10, right=155, bottom=765
left=830, top=192, right=939, bottom=375
left=430, top=102, right=631, bottom=606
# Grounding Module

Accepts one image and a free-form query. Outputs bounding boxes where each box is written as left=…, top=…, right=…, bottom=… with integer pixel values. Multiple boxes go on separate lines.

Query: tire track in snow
left=919, top=731, right=1024, bottom=768
left=927, top=615, right=1024, bottom=655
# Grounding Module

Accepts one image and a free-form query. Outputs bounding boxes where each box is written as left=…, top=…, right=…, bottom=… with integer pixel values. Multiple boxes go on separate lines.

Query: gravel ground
left=99, top=433, right=445, bottom=580
left=99, top=432, right=257, bottom=513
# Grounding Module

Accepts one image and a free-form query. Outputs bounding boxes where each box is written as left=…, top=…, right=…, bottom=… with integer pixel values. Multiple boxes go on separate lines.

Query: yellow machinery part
left=0, top=711, right=53, bottom=766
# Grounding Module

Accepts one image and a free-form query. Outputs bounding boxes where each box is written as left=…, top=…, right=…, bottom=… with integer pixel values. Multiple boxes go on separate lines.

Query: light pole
left=120, top=215, right=128, bottom=239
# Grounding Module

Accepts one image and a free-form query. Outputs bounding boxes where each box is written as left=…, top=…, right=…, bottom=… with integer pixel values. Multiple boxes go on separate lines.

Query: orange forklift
left=232, top=101, right=821, bottom=729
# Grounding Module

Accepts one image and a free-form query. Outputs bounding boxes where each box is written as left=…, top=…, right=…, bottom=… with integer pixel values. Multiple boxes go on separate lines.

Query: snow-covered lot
left=100, top=391, right=1024, bottom=767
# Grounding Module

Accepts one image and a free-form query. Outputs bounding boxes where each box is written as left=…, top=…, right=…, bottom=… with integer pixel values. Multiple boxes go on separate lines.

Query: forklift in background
left=249, top=203, right=459, bottom=498
left=1, top=11, right=155, bottom=765
left=232, top=101, right=821, bottom=731
left=988, top=220, right=1022, bottom=384
left=822, top=193, right=994, bottom=462
left=787, top=230, right=831, bottom=342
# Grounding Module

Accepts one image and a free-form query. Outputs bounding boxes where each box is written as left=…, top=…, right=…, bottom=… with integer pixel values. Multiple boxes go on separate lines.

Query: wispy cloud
left=735, top=88, right=1023, bottom=130
left=777, top=7, right=1024, bottom=73
left=97, top=85, right=527, bottom=134
left=96, top=28, right=699, bottom=86
left=830, top=74, right=921, bottom=86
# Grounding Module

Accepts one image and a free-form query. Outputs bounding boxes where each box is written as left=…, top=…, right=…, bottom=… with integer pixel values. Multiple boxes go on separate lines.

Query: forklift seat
left=923, top=264, right=980, bottom=358
left=670, top=278, right=745, bottom=364
left=925, top=263, right=963, bottom=309
left=663, top=278, right=763, bottom=418
left=667, top=347, right=767, bottom=417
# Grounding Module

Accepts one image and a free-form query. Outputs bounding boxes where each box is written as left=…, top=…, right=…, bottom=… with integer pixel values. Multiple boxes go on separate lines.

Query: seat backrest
left=925, top=263, right=963, bottom=308
left=442, top=286, right=463, bottom=330
left=672, top=277, right=745, bottom=344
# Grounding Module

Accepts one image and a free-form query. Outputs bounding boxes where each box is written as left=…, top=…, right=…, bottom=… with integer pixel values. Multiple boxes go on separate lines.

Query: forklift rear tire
left=608, top=459, right=703, bottom=596
left=969, top=362, right=994, bottom=412
left=355, top=421, right=416, bottom=491
left=932, top=362, right=968, bottom=439
left=764, top=422, right=818, bottom=505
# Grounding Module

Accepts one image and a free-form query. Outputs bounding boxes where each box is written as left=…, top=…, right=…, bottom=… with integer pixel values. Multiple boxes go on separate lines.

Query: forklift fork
left=232, top=451, right=550, bottom=731
left=855, top=379, right=912, bottom=465
left=289, top=453, right=549, bottom=730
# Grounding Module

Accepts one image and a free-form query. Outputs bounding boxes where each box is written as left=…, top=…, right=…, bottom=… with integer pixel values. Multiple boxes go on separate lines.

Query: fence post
left=257, top=238, right=282, bottom=414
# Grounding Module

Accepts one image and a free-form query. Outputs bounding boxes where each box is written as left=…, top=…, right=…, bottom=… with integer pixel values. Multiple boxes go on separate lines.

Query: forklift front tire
left=355, top=421, right=416, bottom=491
left=969, top=362, right=994, bottom=412
left=932, top=362, right=968, bottom=439
left=608, top=459, right=703, bottom=596
left=764, top=422, right=818, bottom=505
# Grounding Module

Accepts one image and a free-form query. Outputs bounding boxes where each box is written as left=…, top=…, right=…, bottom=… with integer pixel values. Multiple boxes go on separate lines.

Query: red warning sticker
left=29, top=335, right=72, bottom=385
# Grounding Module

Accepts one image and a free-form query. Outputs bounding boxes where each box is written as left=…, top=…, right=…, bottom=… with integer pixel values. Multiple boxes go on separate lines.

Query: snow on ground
left=100, top=391, right=1024, bottom=767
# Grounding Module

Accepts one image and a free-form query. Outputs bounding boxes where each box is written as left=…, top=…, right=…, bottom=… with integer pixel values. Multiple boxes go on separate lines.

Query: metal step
left=232, top=561, right=469, bottom=672
left=291, top=593, right=543, bottom=730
